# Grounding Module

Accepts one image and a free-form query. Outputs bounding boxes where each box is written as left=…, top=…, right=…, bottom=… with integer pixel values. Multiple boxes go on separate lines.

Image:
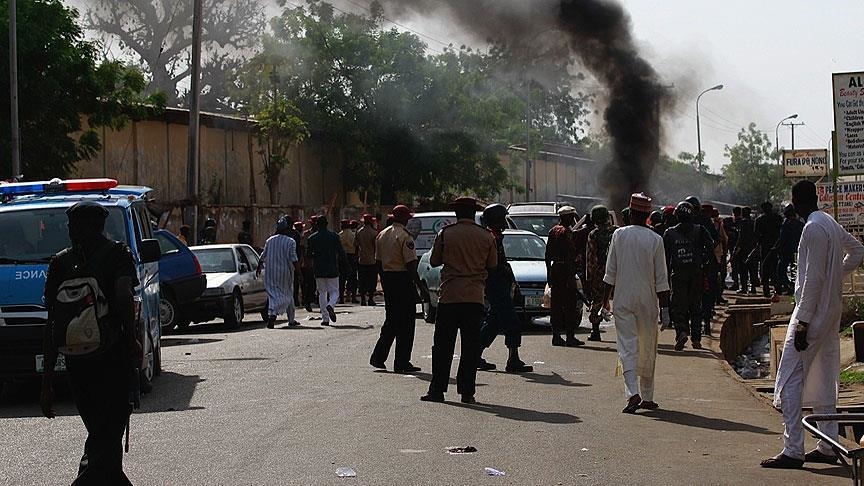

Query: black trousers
left=370, top=272, right=416, bottom=368
left=761, top=250, right=779, bottom=297
left=429, top=302, right=484, bottom=397
left=480, top=277, right=522, bottom=349
left=670, top=273, right=703, bottom=342
left=549, top=274, right=581, bottom=337
left=357, top=264, right=378, bottom=296
left=301, top=267, right=317, bottom=307
left=339, top=254, right=359, bottom=298
left=67, top=348, right=132, bottom=486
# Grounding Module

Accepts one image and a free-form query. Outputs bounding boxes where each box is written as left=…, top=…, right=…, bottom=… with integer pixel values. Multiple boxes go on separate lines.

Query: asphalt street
left=0, top=304, right=850, bottom=485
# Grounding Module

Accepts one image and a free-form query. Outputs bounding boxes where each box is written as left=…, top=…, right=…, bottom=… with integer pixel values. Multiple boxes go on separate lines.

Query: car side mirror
left=239, top=263, right=250, bottom=273
left=139, top=239, right=161, bottom=264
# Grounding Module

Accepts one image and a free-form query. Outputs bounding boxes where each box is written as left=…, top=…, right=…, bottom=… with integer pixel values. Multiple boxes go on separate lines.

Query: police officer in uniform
left=421, top=197, right=498, bottom=404
left=476, top=203, right=533, bottom=373
left=663, top=202, right=714, bottom=351
left=369, top=205, right=429, bottom=373
left=545, top=206, right=586, bottom=347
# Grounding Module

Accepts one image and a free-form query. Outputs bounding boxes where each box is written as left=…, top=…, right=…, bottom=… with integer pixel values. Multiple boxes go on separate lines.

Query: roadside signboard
left=782, top=149, right=829, bottom=177
left=833, top=72, right=864, bottom=175
left=817, top=181, right=864, bottom=226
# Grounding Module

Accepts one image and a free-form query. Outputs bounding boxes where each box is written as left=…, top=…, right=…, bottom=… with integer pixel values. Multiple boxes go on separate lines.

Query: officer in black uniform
left=663, top=202, right=714, bottom=351
left=476, top=204, right=533, bottom=373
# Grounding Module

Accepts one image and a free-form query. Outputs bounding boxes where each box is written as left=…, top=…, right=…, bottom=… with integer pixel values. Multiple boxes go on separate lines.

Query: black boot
left=552, top=334, right=566, bottom=346
left=266, top=315, right=276, bottom=329
left=505, top=347, right=533, bottom=373
left=477, top=357, right=496, bottom=371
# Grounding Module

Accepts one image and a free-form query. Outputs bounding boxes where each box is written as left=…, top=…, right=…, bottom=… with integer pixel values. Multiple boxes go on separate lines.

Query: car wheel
left=422, top=300, right=437, bottom=324
left=159, top=295, right=179, bottom=333
left=223, top=290, right=244, bottom=329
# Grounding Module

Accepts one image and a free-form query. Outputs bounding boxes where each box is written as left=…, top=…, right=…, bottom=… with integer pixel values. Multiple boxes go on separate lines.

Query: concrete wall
left=496, top=145, right=600, bottom=204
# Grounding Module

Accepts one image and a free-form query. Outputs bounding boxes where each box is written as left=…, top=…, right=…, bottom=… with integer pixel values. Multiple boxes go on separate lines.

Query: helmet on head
left=674, top=201, right=694, bottom=224
left=276, top=216, right=291, bottom=233
left=590, top=205, right=610, bottom=226
left=557, top=206, right=577, bottom=217
left=684, top=196, right=700, bottom=211
left=649, top=210, right=662, bottom=225
left=481, top=203, right=508, bottom=229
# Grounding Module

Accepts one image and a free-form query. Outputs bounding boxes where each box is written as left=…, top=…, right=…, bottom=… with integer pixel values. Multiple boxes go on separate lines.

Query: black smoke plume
left=380, top=0, right=668, bottom=211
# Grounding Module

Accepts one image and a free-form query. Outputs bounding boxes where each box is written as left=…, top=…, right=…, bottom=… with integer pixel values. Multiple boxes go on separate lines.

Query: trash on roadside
left=335, top=467, right=356, bottom=478
left=399, top=449, right=427, bottom=454
left=484, top=467, right=506, bottom=476
left=306, top=315, right=321, bottom=321
left=446, top=446, right=477, bottom=454
left=533, top=361, right=545, bottom=365
left=580, top=448, right=588, bottom=452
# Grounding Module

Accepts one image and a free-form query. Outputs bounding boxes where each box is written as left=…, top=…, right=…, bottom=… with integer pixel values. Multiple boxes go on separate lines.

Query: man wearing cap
left=338, top=219, right=358, bottom=304
left=307, top=216, right=345, bottom=325
left=41, top=201, right=141, bottom=484
left=259, top=216, right=302, bottom=329
left=545, top=206, right=586, bottom=347
left=370, top=205, right=429, bottom=373
left=421, top=197, right=497, bottom=404
left=586, top=205, right=617, bottom=342
left=734, top=207, right=759, bottom=294
left=355, top=214, right=379, bottom=306
left=602, top=193, right=670, bottom=413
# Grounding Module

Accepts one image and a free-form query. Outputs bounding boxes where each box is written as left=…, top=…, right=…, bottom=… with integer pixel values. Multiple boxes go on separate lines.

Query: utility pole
left=185, top=0, right=202, bottom=243
left=9, top=0, right=19, bottom=179
left=782, top=121, right=805, bottom=150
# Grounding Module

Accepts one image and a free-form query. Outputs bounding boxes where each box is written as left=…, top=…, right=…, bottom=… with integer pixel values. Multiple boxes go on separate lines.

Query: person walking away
left=663, top=202, right=714, bottom=350
left=760, top=180, right=864, bottom=469
left=545, top=206, right=586, bottom=347
left=734, top=207, right=758, bottom=294
left=259, top=216, right=302, bottom=329
left=602, top=193, right=670, bottom=413
left=754, top=202, right=783, bottom=300
left=648, top=210, right=664, bottom=236
left=775, top=204, right=804, bottom=296
left=699, top=204, right=724, bottom=335
left=41, top=201, right=141, bottom=485
left=712, top=208, right=729, bottom=306
left=723, top=211, right=740, bottom=290
left=238, top=220, right=254, bottom=246
left=307, top=216, right=345, bottom=325
left=421, top=197, right=497, bottom=404
left=586, top=205, right=618, bottom=342
left=355, top=214, right=379, bottom=306
left=369, top=205, right=429, bottom=373
left=338, top=219, right=359, bottom=304
left=476, top=203, right=533, bottom=373
left=178, top=224, right=192, bottom=246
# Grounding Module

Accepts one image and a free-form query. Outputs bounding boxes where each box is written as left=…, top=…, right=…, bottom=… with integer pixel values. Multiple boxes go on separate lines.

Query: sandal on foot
left=622, top=394, right=641, bottom=414
left=760, top=453, right=803, bottom=469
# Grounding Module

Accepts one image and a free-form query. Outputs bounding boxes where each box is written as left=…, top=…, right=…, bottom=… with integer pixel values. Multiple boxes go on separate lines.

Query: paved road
left=0, top=305, right=849, bottom=485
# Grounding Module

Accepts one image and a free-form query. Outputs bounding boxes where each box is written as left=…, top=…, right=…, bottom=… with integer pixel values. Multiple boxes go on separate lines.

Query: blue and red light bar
left=0, top=178, right=118, bottom=197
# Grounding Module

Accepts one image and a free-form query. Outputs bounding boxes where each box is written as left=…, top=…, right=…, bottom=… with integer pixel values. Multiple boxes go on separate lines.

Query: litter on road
left=446, top=446, right=477, bottom=454
left=335, top=467, right=356, bottom=478
left=484, top=467, right=506, bottom=476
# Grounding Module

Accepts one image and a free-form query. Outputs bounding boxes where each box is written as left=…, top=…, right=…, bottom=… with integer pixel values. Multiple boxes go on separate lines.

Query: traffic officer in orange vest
left=421, top=197, right=498, bottom=404
left=369, top=205, right=429, bottom=373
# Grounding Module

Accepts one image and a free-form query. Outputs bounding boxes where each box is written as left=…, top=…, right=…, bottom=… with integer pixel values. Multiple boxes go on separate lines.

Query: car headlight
left=202, top=287, right=226, bottom=297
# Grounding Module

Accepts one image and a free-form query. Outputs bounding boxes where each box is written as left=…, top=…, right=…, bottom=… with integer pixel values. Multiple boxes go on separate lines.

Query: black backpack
left=50, top=242, right=118, bottom=356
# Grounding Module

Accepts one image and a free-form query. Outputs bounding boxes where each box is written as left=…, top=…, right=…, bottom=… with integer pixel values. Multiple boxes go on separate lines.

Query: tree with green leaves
left=257, top=97, right=309, bottom=204
left=0, top=0, right=163, bottom=180
left=721, top=122, right=790, bottom=205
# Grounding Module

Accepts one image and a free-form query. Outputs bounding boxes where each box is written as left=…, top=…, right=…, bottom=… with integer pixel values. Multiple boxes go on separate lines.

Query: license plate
left=35, top=354, right=66, bottom=373
left=525, top=296, right=543, bottom=308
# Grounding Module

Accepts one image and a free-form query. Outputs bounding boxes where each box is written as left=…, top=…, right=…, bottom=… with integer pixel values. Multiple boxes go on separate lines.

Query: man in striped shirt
left=259, top=216, right=302, bottom=329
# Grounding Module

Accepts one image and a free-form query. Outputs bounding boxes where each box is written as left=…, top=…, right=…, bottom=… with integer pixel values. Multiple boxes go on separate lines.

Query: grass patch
left=842, top=326, right=855, bottom=338
left=840, top=369, right=864, bottom=386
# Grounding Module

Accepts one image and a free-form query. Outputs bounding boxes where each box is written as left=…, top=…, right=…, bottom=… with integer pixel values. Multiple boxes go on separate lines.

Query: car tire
left=223, top=290, right=244, bottom=329
left=422, top=300, right=437, bottom=324
left=160, top=294, right=179, bottom=334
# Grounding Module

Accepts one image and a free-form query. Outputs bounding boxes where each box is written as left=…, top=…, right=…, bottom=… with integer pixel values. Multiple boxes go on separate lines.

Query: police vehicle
left=0, top=178, right=162, bottom=390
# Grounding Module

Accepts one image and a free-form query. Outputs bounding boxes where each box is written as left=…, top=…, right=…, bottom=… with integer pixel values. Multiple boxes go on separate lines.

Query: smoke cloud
left=379, top=0, right=669, bottom=211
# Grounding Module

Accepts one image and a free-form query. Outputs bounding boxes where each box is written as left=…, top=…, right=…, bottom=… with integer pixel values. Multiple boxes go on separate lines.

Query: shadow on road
left=645, top=409, right=776, bottom=435
left=398, top=371, right=487, bottom=388
left=803, top=465, right=853, bottom=481
left=161, top=337, right=224, bottom=347
left=656, top=344, right=719, bottom=359
left=448, top=401, right=582, bottom=424
left=0, top=371, right=204, bottom=418
left=327, top=324, right=374, bottom=330
left=521, top=371, right=591, bottom=388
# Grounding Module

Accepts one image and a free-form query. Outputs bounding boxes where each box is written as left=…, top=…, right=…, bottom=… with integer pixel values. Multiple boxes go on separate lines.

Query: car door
left=240, top=246, right=266, bottom=309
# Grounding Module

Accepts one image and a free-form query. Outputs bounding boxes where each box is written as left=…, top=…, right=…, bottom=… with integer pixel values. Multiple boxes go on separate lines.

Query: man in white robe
left=259, top=216, right=302, bottom=329
left=602, top=193, right=671, bottom=413
left=762, top=181, right=864, bottom=469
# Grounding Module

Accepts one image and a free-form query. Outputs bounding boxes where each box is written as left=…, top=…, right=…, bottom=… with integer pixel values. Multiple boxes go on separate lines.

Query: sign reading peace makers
left=834, top=71, right=864, bottom=175
left=782, top=149, right=829, bottom=177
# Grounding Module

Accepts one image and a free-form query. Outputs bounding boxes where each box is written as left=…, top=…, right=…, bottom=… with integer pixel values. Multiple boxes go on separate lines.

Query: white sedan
left=185, top=244, right=268, bottom=328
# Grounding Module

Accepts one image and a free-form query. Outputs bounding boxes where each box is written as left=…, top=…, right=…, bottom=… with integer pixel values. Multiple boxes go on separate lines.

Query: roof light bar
left=0, top=178, right=118, bottom=197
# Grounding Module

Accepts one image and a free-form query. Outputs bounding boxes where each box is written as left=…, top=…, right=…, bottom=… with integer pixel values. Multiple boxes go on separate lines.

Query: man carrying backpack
left=663, top=201, right=715, bottom=351
left=41, top=201, right=140, bottom=485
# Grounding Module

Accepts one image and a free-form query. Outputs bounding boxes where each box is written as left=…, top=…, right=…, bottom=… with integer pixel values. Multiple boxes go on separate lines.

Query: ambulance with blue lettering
left=0, top=178, right=162, bottom=390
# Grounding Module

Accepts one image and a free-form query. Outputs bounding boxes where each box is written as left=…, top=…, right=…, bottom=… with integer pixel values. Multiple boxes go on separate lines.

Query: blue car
left=154, top=230, right=206, bottom=332
left=0, top=178, right=163, bottom=390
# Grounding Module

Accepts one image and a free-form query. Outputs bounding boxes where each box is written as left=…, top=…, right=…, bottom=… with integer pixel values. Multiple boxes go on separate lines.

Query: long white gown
left=261, top=234, right=298, bottom=318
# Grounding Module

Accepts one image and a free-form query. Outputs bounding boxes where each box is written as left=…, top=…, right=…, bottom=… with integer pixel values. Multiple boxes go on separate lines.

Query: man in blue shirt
left=307, top=216, right=346, bottom=325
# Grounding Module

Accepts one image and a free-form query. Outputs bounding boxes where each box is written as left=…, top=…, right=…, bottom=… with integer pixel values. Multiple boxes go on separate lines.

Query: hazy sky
left=357, top=0, right=862, bottom=172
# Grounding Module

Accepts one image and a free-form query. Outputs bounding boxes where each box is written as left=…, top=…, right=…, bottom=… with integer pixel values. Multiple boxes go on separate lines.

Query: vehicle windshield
left=0, top=206, right=126, bottom=263
left=503, top=234, right=546, bottom=261
left=508, top=204, right=556, bottom=214
left=509, top=215, right=559, bottom=237
left=192, top=248, right=236, bottom=273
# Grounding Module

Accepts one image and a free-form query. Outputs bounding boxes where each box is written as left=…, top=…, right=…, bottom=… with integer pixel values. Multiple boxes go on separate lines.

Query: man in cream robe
left=762, top=180, right=864, bottom=469
left=603, top=193, right=671, bottom=413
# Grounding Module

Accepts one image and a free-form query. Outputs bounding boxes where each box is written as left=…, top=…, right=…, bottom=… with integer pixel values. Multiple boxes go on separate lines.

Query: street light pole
left=696, top=84, right=724, bottom=170
left=774, top=114, right=798, bottom=164
left=782, top=121, right=805, bottom=150
left=9, top=0, right=19, bottom=179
